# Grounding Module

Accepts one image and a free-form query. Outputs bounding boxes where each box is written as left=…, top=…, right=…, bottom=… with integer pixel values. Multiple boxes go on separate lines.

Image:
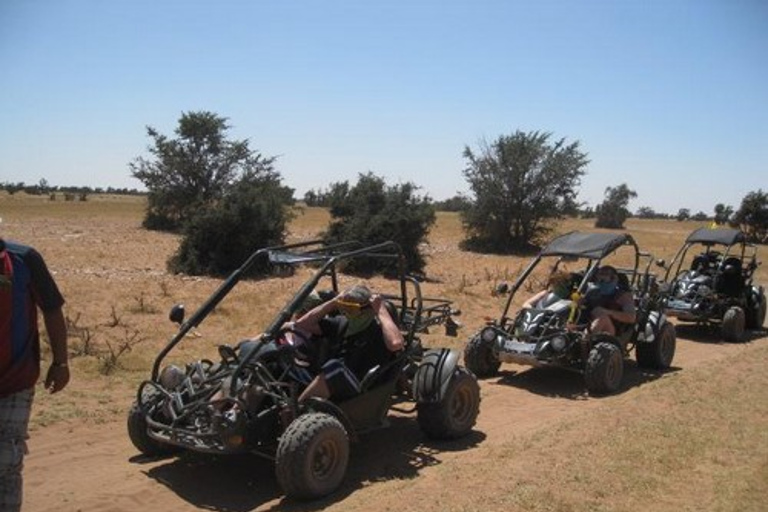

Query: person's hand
left=370, top=294, right=383, bottom=311
left=45, top=363, right=70, bottom=394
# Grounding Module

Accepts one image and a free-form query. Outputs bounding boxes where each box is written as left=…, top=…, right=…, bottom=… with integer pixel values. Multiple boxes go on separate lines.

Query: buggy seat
left=715, top=257, right=744, bottom=297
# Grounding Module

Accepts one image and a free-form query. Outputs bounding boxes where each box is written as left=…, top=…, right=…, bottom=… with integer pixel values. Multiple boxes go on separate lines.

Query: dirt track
left=25, top=327, right=762, bottom=512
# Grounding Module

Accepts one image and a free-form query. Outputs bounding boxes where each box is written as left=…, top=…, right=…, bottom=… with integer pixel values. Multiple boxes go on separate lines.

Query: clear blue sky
left=1, top=0, right=766, bottom=215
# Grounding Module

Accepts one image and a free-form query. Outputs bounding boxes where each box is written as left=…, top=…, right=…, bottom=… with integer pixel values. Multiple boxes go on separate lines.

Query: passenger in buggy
left=291, top=284, right=404, bottom=402
left=522, top=270, right=575, bottom=310
left=581, top=265, right=636, bottom=336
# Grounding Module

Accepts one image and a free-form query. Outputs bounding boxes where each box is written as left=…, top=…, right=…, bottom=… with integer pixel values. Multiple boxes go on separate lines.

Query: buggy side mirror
left=169, top=304, right=186, bottom=325
left=655, top=259, right=666, bottom=269
left=494, top=282, right=509, bottom=295
left=445, top=316, right=461, bottom=337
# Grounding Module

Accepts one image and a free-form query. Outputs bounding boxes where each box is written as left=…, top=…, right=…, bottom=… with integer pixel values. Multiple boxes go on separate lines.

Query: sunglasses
left=336, top=299, right=368, bottom=310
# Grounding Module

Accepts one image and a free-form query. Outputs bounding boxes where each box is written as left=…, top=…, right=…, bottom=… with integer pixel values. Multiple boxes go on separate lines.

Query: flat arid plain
left=2, top=193, right=767, bottom=512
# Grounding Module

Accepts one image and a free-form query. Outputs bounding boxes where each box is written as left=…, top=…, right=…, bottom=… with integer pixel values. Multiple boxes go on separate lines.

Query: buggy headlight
left=481, top=327, right=497, bottom=343
left=550, top=335, right=567, bottom=352
left=158, top=364, right=185, bottom=390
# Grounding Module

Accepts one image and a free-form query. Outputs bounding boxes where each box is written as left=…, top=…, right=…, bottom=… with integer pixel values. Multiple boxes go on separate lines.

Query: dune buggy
left=661, top=227, right=765, bottom=342
left=127, top=240, right=480, bottom=500
left=464, top=231, right=676, bottom=395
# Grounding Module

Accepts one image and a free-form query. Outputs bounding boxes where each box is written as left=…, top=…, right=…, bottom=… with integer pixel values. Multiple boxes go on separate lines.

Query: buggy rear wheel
left=721, top=306, right=746, bottom=342
left=127, top=402, right=181, bottom=457
left=463, top=334, right=500, bottom=378
left=636, top=321, right=676, bottom=370
left=585, top=341, right=624, bottom=395
left=275, top=412, right=349, bottom=500
left=745, top=291, right=766, bottom=330
left=417, top=367, right=480, bottom=440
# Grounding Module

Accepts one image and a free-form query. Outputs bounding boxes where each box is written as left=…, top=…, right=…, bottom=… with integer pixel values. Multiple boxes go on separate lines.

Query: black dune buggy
left=464, top=231, right=676, bottom=395
left=661, top=227, right=765, bottom=342
left=127, top=240, right=480, bottom=500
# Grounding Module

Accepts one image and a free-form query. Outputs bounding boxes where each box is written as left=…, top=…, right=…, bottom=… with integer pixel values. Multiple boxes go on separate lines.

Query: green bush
left=169, top=172, right=294, bottom=277
left=324, top=173, right=435, bottom=276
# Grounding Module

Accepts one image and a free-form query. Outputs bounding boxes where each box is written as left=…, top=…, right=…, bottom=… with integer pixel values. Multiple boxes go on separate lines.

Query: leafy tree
left=579, top=205, right=596, bottom=219
left=461, top=131, right=588, bottom=253
left=169, top=169, right=295, bottom=277
left=303, top=187, right=332, bottom=207
left=676, top=208, right=691, bottom=222
left=636, top=206, right=656, bottom=219
left=692, top=211, right=709, bottom=222
left=130, top=111, right=276, bottom=231
left=714, top=203, right=734, bottom=226
left=324, top=172, right=435, bottom=275
left=733, top=189, right=768, bottom=243
left=434, top=194, right=472, bottom=212
left=594, top=184, right=637, bottom=229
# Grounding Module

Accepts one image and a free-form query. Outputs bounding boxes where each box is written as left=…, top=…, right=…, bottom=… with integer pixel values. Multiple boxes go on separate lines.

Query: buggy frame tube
left=229, top=241, right=408, bottom=395
left=151, top=239, right=329, bottom=381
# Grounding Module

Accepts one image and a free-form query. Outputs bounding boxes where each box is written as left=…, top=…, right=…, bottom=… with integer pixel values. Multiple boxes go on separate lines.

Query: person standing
left=0, top=238, right=69, bottom=512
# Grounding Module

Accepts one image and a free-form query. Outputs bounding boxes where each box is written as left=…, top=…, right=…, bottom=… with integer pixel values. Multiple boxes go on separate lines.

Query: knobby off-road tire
left=275, top=412, right=350, bottom=501
left=745, top=292, right=766, bottom=330
left=417, top=367, right=480, bottom=440
left=721, top=306, right=746, bottom=342
left=463, top=334, right=500, bottom=378
left=636, top=321, right=676, bottom=370
left=127, top=402, right=181, bottom=457
left=585, top=341, right=624, bottom=395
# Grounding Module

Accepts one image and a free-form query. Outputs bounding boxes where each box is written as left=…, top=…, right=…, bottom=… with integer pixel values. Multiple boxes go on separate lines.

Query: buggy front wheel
left=275, top=412, right=350, bottom=500
left=585, top=341, right=624, bottom=395
left=463, top=334, right=500, bottom=378
left=745, top=291, right=766, bottom=330
left=127, top=402, right=181, bottom=457
left=721, top=306, right=746, bottom=342
left=636, top=321, right=676, bottom=370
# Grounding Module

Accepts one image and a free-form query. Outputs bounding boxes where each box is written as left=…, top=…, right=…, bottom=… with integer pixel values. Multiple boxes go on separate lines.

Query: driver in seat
left=293, top=284, right=404, bottom=402
left=584, top=266, right=636, bottom=336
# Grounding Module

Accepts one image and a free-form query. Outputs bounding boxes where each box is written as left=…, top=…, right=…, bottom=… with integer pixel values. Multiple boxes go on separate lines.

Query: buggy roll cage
left=496, top=231, right=651, bottom=326
left=150, top=240, right=458, bottom=389
left=662, top=227, right=759, bottom=285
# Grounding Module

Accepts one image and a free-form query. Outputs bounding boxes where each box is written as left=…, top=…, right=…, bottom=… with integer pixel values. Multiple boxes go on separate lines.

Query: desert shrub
left=461, top=131, right=588, bottom=253
left=169, top=171, right=294, bottom=277
left=595, top=184, right=637, bottom=229
left=131, top=111, right=278, bottom=232
left=733, top=189, right=768, bottom=243
left=324, top=172, right=435, bottom=276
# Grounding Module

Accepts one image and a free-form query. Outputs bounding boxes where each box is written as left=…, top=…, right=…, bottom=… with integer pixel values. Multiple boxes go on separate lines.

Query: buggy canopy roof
left=685, top=227, right=745, bottom=246
left=540, top=231, right=636, bottom=259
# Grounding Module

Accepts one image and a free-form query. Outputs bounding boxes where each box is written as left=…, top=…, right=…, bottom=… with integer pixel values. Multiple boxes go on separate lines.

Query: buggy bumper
left=496, top=338, right=543, bottom=366
left=145, top=415, right=251, bottom=455
left=664, top=299, right=702, bottom=321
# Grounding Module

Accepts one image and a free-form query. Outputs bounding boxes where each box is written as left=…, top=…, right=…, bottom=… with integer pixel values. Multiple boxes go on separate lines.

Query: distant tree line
left=1, top=179, right=143, bottom=200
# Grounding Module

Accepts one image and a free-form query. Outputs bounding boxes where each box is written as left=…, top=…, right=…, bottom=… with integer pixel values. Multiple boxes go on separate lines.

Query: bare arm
left=522, top=290, right=548, bottom=309
left=371, top=296, right=404, bottom=352
left=293, top=297, right=339, bottom=335
left=43, top=307, right=69, bottom=393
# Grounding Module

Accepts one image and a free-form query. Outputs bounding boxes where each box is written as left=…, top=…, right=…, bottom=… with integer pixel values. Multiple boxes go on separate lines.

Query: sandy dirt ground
left=23, top=333, right=759, bottom=512
left=3, top=198, right=765, bottom=512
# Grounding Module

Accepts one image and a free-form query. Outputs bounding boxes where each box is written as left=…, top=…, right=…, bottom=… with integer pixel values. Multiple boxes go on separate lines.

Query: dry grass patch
left=468, top=343, right=768, bottom=512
